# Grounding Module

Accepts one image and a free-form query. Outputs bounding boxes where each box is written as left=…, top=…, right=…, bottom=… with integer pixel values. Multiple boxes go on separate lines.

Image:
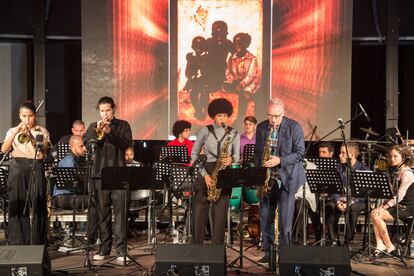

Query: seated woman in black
left=371, top=145, right=414, bottom=255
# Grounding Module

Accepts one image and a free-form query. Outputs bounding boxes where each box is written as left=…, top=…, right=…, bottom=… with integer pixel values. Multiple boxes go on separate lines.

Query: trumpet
left=17, top=125, right=31, bottom=144
left=95, top=119, right=109, bottom=140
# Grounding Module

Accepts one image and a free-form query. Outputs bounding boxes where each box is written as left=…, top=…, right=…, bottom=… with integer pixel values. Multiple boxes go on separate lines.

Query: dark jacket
left=85, top=117, right=133, bottom=177
left=254, top=116, right=306, bottom=194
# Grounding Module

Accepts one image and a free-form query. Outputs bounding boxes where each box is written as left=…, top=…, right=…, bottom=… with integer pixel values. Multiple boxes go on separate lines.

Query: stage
left=4, top=229, right=409, bottom=275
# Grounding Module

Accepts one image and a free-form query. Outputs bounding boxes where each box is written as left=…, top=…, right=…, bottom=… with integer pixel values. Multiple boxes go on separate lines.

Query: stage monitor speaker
left=0, top=245, right=49, bottom=276
left=155, top=244, right=226, bottom=276
left=279, top=245, right=351, bottom=276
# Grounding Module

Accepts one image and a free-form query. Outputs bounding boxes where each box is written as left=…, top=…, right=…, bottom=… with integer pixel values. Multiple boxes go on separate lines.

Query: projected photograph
left=170, top=0, right=271, bottom=133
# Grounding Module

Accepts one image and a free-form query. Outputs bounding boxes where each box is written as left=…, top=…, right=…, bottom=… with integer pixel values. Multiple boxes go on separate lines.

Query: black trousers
left=325, top=199, right=366, bottom=243
left=7, top=158, right=47, bottom=245
left=52, top=194, right=99, bottom=239
left=292, top=198, right=322, bottom=244
left=94, top=179, right=128, bottom=252
left=193, top=162, right=230, bottom=245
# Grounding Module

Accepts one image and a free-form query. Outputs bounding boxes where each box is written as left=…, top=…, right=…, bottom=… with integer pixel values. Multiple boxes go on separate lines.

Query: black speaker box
left=155, top=244, right=226, bottom=276
left=279, top=245, right=351, bottom=276
left=0, top=245, right=49, bottom=276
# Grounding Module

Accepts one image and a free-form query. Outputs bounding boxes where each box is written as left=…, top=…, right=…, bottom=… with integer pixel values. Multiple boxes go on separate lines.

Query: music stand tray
left=160, top=146, right=189, bottom=164
left=350, top=170, right=393, bottom=199
left=242, top=144, right=255, bottom=166
left=57, top=143, right=71, bottom=162
left=306, top=157, right=338, bottom=170
left=171, top=165, right=198, bottom=192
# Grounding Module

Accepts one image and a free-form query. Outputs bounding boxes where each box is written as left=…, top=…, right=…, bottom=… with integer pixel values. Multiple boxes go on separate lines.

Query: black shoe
left=93, top=247, right=111, bottom=261
left=257, top=255, right=270, bottom=264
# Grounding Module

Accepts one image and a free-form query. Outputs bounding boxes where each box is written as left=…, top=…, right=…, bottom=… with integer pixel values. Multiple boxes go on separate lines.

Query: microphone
left=337, top=118, right=344, bottom=126
left=35, top=134, right=44, bottom=149
left=193, top=154, right=207, bottom=167
left=358, top=103, right=371, bottom=122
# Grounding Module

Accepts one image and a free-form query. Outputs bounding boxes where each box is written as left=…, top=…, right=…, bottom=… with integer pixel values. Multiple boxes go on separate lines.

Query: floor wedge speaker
left=279, top=245, right=351, bottom=276
left=155, top=244, right=226, bottom=276
left=0, top=245, right=49, bottom=276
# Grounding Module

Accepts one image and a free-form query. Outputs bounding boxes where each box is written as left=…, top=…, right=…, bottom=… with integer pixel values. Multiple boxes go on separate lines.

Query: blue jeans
left=260, top=179, right=296, bottom=255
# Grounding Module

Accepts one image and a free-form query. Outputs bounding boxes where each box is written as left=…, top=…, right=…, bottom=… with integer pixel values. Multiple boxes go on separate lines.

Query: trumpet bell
left=96, top=128, right=105, bottom=140
left=17, top=133, right=30, bottom=144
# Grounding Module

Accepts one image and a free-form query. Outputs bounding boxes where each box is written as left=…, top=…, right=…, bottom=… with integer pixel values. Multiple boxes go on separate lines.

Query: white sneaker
left=93, top=248, right=110, bottom=261
left=116, top=254, right=131, bottom=263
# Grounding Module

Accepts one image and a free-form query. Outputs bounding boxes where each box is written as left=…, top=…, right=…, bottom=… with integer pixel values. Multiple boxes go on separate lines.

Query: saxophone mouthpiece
left=221, top=122, right=226, bottom=128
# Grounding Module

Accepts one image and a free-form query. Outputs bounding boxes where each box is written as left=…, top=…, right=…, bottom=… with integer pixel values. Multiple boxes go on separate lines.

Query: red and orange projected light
left=112, top=0, right=169, bottom=139
left=272, top=0, right=349, bottom=138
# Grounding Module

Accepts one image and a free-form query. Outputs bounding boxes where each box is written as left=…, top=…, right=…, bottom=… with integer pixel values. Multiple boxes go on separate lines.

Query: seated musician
left=50, top=120, right=86, bottom=158
left=53, top=135, right=98, bottom=243
left=125, top=147, right=143, bottom=167
left=371, top=145, right=414, bottom=256
left=168, top=120, right=193, bottom=162
left=325, top=142, right=368, bottom=246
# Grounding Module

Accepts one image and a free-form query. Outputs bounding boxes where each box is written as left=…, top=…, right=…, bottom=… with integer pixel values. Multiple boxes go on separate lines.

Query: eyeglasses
left=267, top=113, right=282, bottom=118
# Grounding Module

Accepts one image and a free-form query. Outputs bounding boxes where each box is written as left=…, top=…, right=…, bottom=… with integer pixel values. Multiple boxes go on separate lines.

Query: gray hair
left=268, top=98, right=285, bottom=112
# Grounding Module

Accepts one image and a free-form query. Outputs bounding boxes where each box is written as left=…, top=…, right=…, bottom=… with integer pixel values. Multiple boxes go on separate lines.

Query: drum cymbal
left=359, top=127, right=380, bottom=136
left=404, top=139, right=414, bottom=146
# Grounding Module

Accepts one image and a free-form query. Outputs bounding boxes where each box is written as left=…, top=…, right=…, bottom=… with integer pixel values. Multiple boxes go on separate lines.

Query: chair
left=401, top=216, right=414, bottom=260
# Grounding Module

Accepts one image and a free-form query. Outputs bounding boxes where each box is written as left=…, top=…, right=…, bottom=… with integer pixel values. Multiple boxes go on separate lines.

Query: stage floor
left=46, top=231, right=414, bottom=276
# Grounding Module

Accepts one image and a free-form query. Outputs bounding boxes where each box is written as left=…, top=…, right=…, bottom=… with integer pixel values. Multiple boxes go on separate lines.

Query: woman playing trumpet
left=1, top=101, right=50, bottom=245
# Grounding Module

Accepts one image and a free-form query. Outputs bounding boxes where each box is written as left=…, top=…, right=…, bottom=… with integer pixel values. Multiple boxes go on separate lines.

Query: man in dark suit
left=254, top=98, right=306, bottom=264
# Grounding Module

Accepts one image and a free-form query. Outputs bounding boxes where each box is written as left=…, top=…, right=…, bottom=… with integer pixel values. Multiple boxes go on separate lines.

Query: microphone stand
left=338, top=121, right=352, bottom=248
left=0, top=147, right=12, bottom=166
left=296, top=126, right=317, bottom=245
left=23, top=143, right=42, bottom=245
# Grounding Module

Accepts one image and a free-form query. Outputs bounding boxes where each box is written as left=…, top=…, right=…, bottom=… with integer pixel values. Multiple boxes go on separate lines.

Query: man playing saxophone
left=254, top=98, right=306, bottom=264
left=191, top=98, right=240, bottom=245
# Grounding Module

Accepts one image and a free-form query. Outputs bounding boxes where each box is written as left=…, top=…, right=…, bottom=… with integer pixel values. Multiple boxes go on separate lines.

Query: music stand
left=350, top=171, right=393, bottom=262
left=100, top=166, right=154, bottom=272
left=57, top=143, right=71, bottom=162
left=306, top=169, right=343, bottom=246
left=0, top=167, right=8, bottom=242
left=242, top=144, right=255, bottom=167
left=217, top=166, right=270, bottom=271
left=53, top=167, right=88, bottom=251
left=159, top=146, right=189, bottom=164
left=306, top=157, right=338, bottom=170
left=158, top=146, right=189, bottom=238
left=171, top=165, right=199, bottom=244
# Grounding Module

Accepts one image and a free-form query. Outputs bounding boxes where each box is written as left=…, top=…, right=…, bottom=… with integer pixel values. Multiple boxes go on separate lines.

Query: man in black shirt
left=85, top=97, right=133, bottom=262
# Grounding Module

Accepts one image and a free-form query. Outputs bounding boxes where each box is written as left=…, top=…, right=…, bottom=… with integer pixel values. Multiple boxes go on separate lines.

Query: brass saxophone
left=207, top=123, right=232, bottom=202
left=256, top=125, right=273, bottom=199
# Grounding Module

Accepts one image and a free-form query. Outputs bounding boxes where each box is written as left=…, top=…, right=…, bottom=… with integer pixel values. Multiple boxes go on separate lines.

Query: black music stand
left=53, top=167, right=88, bottom=251
left=0, top=167, right=8, bottom=243
left=350, top=171, right=393, bottom=262
left=306, top=157, right=338, bottom=170
left=306, top=169, right=343, bottom=246
left=158, top=146, right=189, bottom=238
left=160, top=145, right=189, bottom=164
left=217, top=166, right=270, bottom=271
left=171, top=164, right=200, bottom=243
left=100, top=166, right=154, bottom=272
left=242, top=144, right=255, bottom=167
left=57, top=143, right=71, bottom=162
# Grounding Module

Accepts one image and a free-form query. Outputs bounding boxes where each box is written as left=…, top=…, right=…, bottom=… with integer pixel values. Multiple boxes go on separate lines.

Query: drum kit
left=337, top=127, right=414, bottom=171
